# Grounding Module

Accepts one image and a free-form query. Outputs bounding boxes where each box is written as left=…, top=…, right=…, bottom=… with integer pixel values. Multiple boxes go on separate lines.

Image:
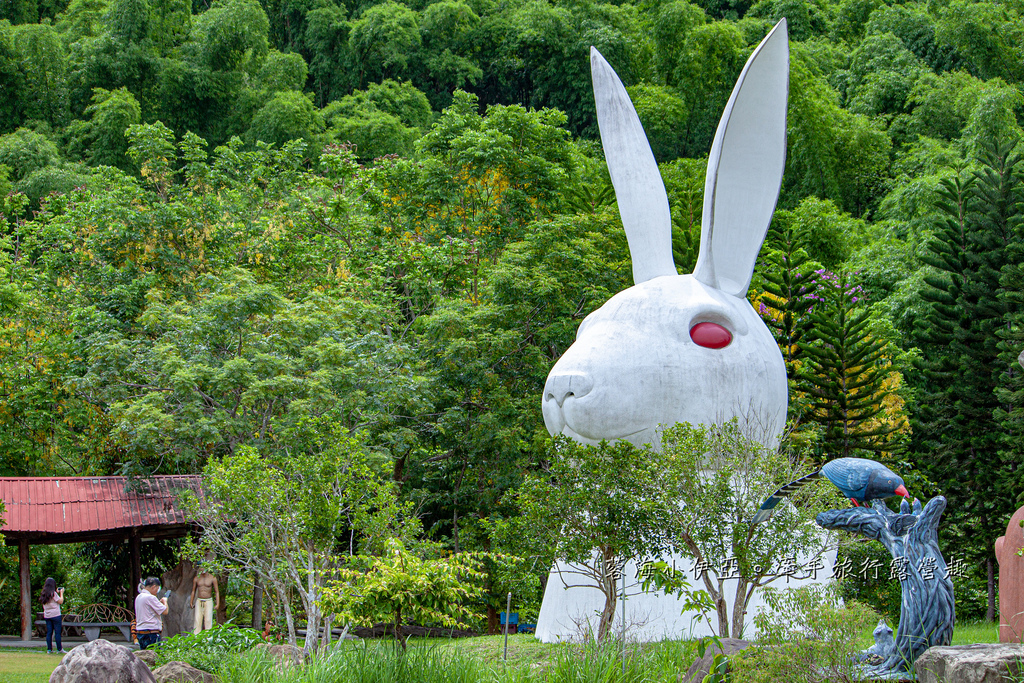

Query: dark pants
left=138, top=632, right=161, bottom=650
left=45, top=616, right=62, bottom=651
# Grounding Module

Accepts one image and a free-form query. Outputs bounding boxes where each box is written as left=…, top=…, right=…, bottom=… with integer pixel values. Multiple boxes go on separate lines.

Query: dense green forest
left=1, top=0, right=1023, bottom=632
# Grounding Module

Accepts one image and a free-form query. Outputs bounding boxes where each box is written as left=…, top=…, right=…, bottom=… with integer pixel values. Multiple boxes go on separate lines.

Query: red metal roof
left=0, top=476, right=203, bottom=539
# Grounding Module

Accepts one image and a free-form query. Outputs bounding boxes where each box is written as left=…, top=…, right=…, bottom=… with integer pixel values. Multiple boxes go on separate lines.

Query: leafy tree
left=66, top=86, right=141, bottom=170
left=840, top=32, right=926, bottom=118
left=831, top=0, right=881, bottom=45
left=785, top=196, right=864, bottom=269
left=107, top=0, right=151, bottom=44
left=362, top=79, right=431, bottom=129
left=668, top=21, right=746, bottom=156
left=864, top=4, right=960, bottom=73
left=0, top=25, right=24, bottom=133
left=627, top=83, right=688, bottom=162
left=303, top=3, right=350, bottom=105
left=322, top=80, right=430, bottom=159
left=324, top=99, right=419, bottom=160
left=348, top=1, right=420, bottom=87
left=12, top=23, right=69, bottom=126
left=184, top=423, right=418, bottom=654
left=508, top=435, right=668, bottom=642
left=0, top=127, right=61, bottom=181
left=655, top=421, right=842, bottom=638
left=255, top=49, right=307, bottom=92
left=416, top=0, right=481, bottom=109
left=55, top=0, right=110, bottom=42
left=149, top=0, right=191, bottom=56
left=935, top=0, right=1024, bottom=83
left=650, top=0, right=706, bottom=82
left=74, top=269, right=425, bottom=474
left=784, top=56, right=891, bottom=215
left=247, top=90, right=323, bottom=147
left=192, top=0, right=270, bottom=72
left=660, top=157, right=705, bottom=271
left=324, top=538, right=487, bottom=648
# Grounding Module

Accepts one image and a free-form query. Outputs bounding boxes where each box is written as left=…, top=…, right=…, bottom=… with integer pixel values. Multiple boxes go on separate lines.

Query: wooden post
left=252, top=575, right=263, bottom=630
left=216, top=573, right=228, bottom=625
left=19, top=539, right=31, bottom=641
left=129, top=531, right=141, bottom=613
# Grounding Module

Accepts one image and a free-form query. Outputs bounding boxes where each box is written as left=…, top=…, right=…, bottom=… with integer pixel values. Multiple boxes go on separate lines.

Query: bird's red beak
left=895, top=485, right=909, bottom=498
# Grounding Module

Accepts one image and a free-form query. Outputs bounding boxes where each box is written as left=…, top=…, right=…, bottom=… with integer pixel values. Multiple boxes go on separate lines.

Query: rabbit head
left=542, top=20, right=790, bottom=449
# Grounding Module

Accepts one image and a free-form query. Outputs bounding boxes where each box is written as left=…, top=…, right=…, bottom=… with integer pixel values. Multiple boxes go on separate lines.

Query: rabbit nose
left=545, top=373, right=594, bottom=407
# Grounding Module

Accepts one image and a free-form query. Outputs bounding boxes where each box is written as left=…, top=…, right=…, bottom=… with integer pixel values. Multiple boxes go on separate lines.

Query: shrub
left=835, top=540, right=902, bottom=623
left=153, top=623, right=265, bottom=672
left=730, top=585, right=879, bottom=683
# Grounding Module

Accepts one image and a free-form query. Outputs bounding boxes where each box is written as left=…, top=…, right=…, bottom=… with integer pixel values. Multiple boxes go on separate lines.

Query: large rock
left=683, top=638, right=753, bottom=683
left=251, top=643, right=306, bottom=666
left=151, top=661, right=216, bottom=683
left=49, top=638, right=156, bottom=683
left=135, top=650, right=158, bottom=668
left=915, top=644, right=1024, bottom=683
left=161, top=559, right=198, bottom=639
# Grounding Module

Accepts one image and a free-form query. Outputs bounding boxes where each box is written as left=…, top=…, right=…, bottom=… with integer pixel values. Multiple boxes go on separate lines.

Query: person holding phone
left=134, top=577, right=168, bottom=649
left=40, top=578, right=65, bottom=654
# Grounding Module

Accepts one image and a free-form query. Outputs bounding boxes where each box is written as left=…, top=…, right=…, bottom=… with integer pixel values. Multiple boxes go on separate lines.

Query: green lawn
left=0, top=650, right=66, bottom=683
left=0, top=623, right=1004, bottom=683
left=429, top=633, right=555, bottom=669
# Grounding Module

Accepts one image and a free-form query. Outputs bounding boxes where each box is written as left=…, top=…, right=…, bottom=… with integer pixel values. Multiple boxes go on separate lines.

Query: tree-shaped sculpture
left=817, top=496, right=954, bottom=676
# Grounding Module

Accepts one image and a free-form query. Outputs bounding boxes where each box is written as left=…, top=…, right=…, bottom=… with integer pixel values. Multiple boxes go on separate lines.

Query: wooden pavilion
left=0, top=476, right=202, bottom=640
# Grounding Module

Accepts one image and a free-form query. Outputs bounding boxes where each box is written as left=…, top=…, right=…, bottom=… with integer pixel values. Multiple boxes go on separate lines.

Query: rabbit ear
left=591, top=47, right=677, bottom=285
left=692, top=19, right=789, bottom=298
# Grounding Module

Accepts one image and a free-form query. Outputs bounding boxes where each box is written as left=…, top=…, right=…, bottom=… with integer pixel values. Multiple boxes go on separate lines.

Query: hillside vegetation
left=0, top=0, right=1022, bottom=633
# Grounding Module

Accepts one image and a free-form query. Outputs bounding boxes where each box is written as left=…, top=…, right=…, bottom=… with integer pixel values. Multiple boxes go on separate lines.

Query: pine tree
left=759, top=225, right=820, bottom=380
left=912, top=137, right=1023, bottom=621
left=800, top=270, right=899, bottom=458
left=912, top=170, right=976, bottom=485
left=756, top=224, right=821, bottom=434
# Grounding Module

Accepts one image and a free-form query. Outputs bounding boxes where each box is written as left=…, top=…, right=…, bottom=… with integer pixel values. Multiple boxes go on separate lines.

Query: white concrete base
left=535, top=547, right=838, bottom=642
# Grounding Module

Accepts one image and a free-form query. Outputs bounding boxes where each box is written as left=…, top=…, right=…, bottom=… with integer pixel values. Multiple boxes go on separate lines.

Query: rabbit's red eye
left=690, top=322, right=732, bottom=349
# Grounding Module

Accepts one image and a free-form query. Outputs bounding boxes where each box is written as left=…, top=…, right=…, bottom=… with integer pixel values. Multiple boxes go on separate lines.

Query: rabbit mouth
left=559, top=423, right=651, bottom=446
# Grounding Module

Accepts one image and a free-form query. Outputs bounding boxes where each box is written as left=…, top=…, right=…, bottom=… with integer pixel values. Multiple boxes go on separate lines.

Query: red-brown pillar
left=19, top=539, right=31, bottom=641
left=129, top=531, right=141, bottom=613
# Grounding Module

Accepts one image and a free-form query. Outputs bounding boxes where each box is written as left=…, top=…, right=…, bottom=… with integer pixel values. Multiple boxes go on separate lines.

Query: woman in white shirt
left=40, top=577, right=65, bottom=654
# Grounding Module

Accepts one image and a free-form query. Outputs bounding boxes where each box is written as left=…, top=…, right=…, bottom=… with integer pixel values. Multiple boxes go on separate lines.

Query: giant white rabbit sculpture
left=535, top=19, right=819, bottom=642
left=543, top=20, right=789, bottom=449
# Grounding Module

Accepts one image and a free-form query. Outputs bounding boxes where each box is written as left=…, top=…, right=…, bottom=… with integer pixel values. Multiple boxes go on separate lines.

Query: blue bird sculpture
left=752, top=457, right=909, bottom=525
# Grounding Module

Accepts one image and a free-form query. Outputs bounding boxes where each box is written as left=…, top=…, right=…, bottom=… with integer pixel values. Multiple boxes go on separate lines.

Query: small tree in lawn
left=656, top=421, right=843, bottom=639
left=322, top=538, right=487, bottom=648
left=181, top=419, right=416, bottom=655
left=508, top=436, right=666, bottom=642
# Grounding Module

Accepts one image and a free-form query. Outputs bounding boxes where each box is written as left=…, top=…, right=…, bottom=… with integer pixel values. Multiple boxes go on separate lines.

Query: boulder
left=684, top=638, right=753, bottom=683
left=49, top=638, right=156, bottom=683
left=915, top=644, right=1024, bottom=683
left=251, top=643, right=306, bottom=666
left=151, top=661, right=217, bottom=683
left=135, top=650, right=158, bottom=667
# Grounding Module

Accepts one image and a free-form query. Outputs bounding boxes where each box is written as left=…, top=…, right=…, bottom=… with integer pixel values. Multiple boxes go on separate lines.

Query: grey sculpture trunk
left=817, top=496, right=955, bottom=676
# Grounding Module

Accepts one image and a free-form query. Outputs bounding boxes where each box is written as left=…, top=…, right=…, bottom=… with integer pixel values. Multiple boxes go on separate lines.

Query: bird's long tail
left=750, top=470, right=823, bottom=525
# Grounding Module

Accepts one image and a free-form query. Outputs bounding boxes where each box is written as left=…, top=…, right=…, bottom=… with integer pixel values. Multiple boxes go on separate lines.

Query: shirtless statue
left=190, top=570, right=219, bottom=633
